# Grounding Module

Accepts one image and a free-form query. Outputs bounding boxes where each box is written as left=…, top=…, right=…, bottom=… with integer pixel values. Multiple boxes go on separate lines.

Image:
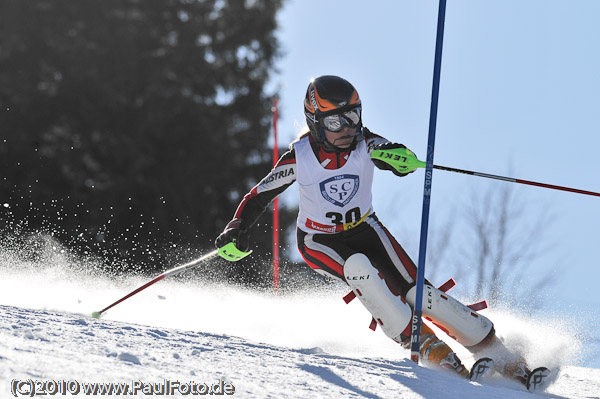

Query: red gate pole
left=272, top=99, right=280, bottom=293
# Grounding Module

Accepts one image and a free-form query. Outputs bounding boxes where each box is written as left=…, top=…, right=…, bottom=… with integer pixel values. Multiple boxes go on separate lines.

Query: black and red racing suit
left=224, top=128, right=418, bottom=298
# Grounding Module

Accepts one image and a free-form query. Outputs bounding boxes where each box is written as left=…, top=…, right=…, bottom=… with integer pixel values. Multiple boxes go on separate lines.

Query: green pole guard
left=218, top=241, right=253, bottom=262
left=370, top=147, right=426, bottom=174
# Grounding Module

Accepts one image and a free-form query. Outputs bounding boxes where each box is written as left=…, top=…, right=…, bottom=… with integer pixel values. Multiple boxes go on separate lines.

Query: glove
left=215, top=218, right=250, bottom=252
left=372, top=142, right=414, bottom=177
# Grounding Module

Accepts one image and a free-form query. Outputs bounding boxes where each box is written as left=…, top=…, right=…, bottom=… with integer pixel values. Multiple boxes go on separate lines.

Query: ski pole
left=371, top=148, right=600, bottom=198
left=432, top=164, right=600, bottom=197
left=91, top=249, right=219, bottom=318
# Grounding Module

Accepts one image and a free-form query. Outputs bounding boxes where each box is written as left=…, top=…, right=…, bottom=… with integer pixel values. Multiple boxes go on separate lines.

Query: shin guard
left=344, top=253, right=412, bottom=341
left=405, top=284, right=493, bottom=348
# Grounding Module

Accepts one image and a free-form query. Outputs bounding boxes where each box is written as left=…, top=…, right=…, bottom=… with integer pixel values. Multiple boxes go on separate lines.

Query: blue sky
left=269, top=0, right=600, bottom=311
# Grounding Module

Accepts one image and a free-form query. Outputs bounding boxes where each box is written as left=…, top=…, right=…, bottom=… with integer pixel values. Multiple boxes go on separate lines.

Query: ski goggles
left=319, top=108, right=361, bottom=133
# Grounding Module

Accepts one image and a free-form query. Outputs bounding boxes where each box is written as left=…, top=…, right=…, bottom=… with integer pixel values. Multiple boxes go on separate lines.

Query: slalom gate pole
left=272, top=99, right=280, bottom=294
left=410, top=0, right=447, bottom=363
left=91, top=249, right=218, bottom=318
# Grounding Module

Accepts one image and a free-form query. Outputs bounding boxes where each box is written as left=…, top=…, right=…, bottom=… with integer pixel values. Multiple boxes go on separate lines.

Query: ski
left=469, top=357, right=494, bottom=382
left=526, top=367, right=551, bottom=393
left=468, top=358, right=551, bottom=394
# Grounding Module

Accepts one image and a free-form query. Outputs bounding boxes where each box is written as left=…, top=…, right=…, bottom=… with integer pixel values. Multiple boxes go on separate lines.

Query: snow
left=1, top=244, right=599, bottom=398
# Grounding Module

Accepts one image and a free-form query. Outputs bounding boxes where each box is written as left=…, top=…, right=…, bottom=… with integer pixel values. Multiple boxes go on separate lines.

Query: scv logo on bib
left=319, top=175, right=360, bottom=207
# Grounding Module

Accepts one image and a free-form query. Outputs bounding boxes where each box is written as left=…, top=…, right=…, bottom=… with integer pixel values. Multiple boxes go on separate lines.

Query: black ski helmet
left=303, top=75, right=363, bottom=151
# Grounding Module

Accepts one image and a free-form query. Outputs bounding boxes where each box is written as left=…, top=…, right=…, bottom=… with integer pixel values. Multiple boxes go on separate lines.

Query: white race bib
left=294, top=137, right=374, bottom=233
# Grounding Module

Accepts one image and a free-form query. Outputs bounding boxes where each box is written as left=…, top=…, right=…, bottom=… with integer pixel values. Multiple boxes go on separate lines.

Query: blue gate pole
left=410, top=0, right=448, bottom=363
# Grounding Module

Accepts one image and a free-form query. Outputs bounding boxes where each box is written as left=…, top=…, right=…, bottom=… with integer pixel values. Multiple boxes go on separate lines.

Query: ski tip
left=91, top=311, right=101, bottom=319
left=469, top=357, right=494, bottom=382
left=526, top=367, right=551, bottom=393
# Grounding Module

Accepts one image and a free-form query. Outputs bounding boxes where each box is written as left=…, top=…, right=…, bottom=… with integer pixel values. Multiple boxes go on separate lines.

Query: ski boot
left=402, top=323, right=469, bottom=378
left=501, top=358, right=531, bottom=386
left=498, top=357, right=551, bottom=392
left=477, top=335, right=531, bottom=385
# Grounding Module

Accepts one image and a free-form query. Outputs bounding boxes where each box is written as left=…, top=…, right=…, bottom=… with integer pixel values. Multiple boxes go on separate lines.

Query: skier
left=215, top=75, right=543, bottom=386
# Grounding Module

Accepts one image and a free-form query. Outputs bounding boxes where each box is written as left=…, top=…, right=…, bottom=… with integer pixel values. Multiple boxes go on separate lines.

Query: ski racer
left=215, top=75, right=538, bottom=384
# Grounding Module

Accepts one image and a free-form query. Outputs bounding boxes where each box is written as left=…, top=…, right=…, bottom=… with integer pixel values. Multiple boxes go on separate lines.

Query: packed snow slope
left=1, top=242, right=599, bottom=398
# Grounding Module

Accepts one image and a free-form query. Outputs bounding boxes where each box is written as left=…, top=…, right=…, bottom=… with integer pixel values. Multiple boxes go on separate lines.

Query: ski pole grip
left=370, top=147, right=426, bottom=174
left=218, top=241, right=253, bottom=262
